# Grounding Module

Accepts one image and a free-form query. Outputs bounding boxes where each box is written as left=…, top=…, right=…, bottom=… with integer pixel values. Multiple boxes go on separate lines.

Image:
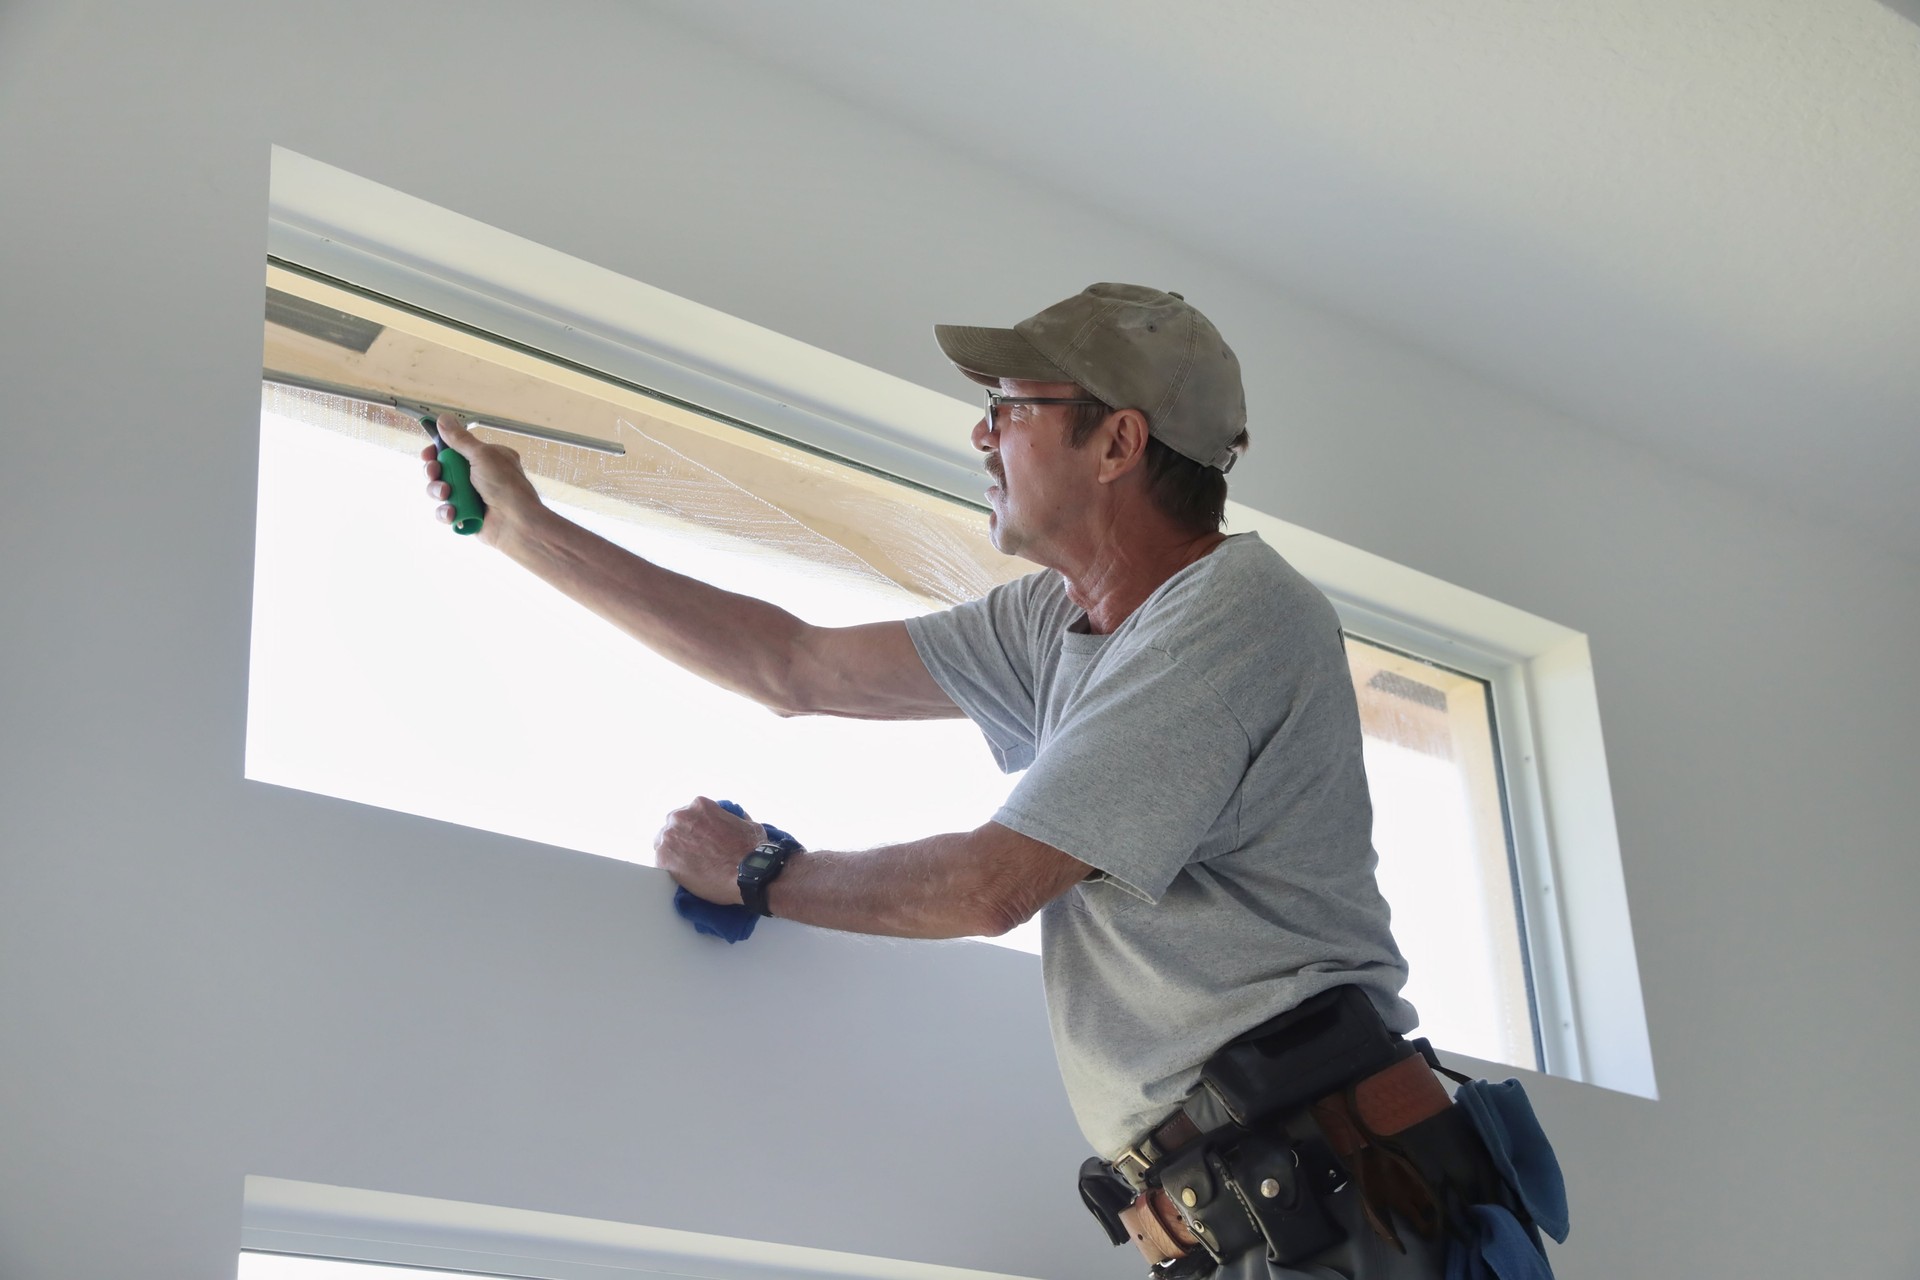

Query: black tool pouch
left=1199, top=984, right=1403, bottom=1127
left=1077, top=1157, right=1136, bottom=1247
left=1218, top=1132, right=1348, bottom=1266
left=1157, top=1143, right=1263, bottom=1266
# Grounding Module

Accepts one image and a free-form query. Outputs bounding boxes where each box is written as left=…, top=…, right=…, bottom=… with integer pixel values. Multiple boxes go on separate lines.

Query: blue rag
left=670, top=800, right=798, bottom=944
left=1456, top=1079, right=1570, bottom=1245
left=1444, top=1204, right=1554, bottom=1280
left=1433, top=1074, right=1567, bottom=1280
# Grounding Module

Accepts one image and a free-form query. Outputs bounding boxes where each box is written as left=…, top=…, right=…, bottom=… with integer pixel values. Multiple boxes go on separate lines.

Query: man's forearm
left=654, top=804, right=1092, bottom=939
left=500, top=507, right=811, bottom=713
left=766, top=832, right=1018, bottom=940
left=760, top=825, right=1093, bottom=940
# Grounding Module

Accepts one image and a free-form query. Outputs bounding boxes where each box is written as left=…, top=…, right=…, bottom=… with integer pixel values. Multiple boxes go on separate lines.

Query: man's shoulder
left=916, top=566, right=1075, bottom=654
left=1144, top=533, right=1334, bottom=635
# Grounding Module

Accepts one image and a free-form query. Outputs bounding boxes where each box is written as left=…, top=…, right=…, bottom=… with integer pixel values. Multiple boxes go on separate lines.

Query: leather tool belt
left=1077, top=986, right=1461, bottom=1276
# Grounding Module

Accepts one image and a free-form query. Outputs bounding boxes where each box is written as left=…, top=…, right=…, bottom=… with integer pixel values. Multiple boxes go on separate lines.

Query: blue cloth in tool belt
left=671, top=800, right=797, bottom=944
left=1457, top=1079, right=1569, bottom=1245
left=1443, top=1077, right=1568, bottom=1279
left=1445, top=1204, right=1553, bottom=1280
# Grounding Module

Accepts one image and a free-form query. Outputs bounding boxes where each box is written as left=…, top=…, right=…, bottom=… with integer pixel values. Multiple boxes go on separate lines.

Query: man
left=423, top=284, right=1446, bottom=1278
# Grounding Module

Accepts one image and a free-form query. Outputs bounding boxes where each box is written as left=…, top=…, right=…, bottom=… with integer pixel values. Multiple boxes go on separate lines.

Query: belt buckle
left=1113, top=1141, right=1157, bottom=1188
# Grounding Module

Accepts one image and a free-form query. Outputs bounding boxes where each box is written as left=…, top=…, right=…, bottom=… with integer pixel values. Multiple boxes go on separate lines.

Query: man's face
left=971, top=378, right=1099, bottom=561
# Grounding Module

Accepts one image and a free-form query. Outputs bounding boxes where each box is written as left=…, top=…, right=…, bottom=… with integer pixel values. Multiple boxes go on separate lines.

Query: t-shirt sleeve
left=904, top=576, right=1045, bottom=773
left=994, top=645, right=1250, bottom=903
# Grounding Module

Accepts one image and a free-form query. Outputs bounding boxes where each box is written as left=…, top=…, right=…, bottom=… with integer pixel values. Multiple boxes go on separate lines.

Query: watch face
left=745, top=850, right=778, bottom=873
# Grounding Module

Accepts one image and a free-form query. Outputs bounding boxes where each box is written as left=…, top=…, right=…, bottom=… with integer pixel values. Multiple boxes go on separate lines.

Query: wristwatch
left=737, top=833, right=801, bottom=917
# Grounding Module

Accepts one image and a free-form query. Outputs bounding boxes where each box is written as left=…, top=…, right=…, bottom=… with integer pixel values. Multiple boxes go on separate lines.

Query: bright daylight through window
left=249, top=264, right=1538, bottom=1065
left=241, top=1254, right=455, bottom=1280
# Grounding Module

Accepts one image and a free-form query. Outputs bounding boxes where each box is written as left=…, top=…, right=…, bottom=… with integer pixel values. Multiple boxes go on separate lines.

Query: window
left=240, top=1175, right=1045, bottom=1280
left=251, top=265, right=1039, bottom=949
left=257, top=146, right=1653, bottom=1094
left=1346, top=636, right=1536, bottom=1070
left=241, top=1258, right=442, bottom=1280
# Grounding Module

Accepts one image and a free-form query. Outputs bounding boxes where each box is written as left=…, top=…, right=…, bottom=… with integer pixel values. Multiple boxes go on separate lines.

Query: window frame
left=264, top=147, right=1654, bottom=1099
left=1337, top=603, right=1573, bottom=1080
left=240, top=1176, right=1041, bottom=1280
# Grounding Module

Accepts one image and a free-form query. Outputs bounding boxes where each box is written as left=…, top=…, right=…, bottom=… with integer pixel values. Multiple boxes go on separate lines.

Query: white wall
left=3, top=3, right=1917, bottom=1277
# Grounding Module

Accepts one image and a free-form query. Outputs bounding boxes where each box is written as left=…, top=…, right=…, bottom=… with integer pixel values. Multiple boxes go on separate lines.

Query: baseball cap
left=934, top=282, right=1247, bottom=472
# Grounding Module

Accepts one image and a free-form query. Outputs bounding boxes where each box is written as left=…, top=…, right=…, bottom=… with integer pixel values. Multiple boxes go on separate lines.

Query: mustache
left=985, top=452, right=1005, bottom=485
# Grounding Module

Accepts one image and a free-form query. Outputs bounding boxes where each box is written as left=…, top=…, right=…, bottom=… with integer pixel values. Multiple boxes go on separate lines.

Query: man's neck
left=1057, top=528, right=1231, bottom=635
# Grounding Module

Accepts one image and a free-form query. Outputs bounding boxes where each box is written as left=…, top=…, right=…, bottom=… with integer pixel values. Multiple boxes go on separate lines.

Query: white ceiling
left=653, top=0, right=1920, bottom=562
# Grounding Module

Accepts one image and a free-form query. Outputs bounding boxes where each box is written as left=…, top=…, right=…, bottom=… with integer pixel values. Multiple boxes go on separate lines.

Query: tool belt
left=1078, top=986, right=1512, bottom=1276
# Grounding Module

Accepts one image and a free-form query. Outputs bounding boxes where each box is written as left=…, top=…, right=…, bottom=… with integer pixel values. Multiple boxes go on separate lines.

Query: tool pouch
left=1199, top=985, right=1403, bottom=1127
left=1078, top=1157, right=1136, bottom=1247
left=1219, top=1132, right=1348, bottom=1266
left=1156, top=1144, right=1265, bottom=1265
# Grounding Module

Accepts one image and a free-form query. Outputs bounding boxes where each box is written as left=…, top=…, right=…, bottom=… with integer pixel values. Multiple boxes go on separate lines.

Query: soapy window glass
left=249, top=264, right=1038, bottom=949
left=250, top=264, right=1537, bottom=1064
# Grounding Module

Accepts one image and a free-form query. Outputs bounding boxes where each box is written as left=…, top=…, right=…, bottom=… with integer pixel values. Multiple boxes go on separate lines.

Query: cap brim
left=933, top=324, right=1072, bottom=387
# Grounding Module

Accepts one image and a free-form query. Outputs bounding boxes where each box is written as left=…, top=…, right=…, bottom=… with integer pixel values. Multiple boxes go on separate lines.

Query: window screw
left=1260, top=1178, right=1282, bottom=1198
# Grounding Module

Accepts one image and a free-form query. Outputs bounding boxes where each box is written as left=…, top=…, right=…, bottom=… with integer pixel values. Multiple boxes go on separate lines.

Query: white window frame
left=240, top=1175, right=1042, bottom=1280
left=264, top=147, right=1654, bottom=1099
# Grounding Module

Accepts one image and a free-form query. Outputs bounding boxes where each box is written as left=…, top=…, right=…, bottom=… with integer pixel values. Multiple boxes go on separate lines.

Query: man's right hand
left=420, top=413, right=545, bottom=548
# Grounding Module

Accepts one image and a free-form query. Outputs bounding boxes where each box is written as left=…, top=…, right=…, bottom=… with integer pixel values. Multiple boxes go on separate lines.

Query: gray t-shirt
left=905, top=532, right=1416, bottom=1155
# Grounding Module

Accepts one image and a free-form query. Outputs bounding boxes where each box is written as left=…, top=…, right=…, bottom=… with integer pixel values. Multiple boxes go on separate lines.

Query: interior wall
left=2, top=3, right=1917, bottom=1278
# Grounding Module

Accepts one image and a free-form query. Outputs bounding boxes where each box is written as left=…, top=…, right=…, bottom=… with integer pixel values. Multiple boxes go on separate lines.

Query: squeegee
left=260, top=368, right=628, bottom=537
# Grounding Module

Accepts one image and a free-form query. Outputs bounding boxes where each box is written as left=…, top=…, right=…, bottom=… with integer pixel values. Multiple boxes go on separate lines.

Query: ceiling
left=653, top=0, right=1920, bottom=563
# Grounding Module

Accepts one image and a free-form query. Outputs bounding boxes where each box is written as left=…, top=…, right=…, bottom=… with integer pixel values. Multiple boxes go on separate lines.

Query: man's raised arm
left=423, top=415, right=961, bottom=722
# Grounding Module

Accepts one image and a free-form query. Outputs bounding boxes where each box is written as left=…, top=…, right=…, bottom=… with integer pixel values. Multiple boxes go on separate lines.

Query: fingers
left=662, top=797, right=754, bottom=837
left=435, top=412, right=478, bottom=456
left=694, top=795, right=754, bottom=825
left=432, top=417, right=525, bottom=476
left=653, top=797, right=763, bottom=902
left=418, top=413, right=540, bottom=541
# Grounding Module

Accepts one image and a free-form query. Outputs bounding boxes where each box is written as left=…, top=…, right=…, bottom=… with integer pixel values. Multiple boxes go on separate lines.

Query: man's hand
left=420, top=413, right=547, bottom=548
left=654, top=797, right=768, bottom=904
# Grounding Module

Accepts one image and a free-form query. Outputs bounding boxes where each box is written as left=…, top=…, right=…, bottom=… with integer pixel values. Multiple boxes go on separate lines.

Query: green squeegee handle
left=422, top=415, right=486, bottom=536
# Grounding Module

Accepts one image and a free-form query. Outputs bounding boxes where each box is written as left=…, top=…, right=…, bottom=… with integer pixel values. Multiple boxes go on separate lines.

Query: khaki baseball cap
left=934, top=282, right=1247, bottom=471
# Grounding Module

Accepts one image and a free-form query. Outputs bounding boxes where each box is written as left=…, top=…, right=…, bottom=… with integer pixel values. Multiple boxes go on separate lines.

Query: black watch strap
left=737, top=835, right=799, bottom=917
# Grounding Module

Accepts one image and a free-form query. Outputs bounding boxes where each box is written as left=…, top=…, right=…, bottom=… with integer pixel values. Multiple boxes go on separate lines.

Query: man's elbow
left=968, top=879, right=1043, bottom=938
left=970, top=905, right=1026, bottom=939
left=766, top=625, right=832, bottom=718
left=963, top=827, right=1089, bottom=938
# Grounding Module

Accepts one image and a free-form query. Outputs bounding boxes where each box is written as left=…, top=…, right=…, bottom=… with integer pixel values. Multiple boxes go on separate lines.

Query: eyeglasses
left=984, top=391, right=1108, bottom=434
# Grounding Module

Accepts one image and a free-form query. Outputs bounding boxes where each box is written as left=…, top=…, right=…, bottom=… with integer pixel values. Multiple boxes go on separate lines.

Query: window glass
left=1346, top=637, right=1538, bottom=1069
left=252, top=267, right=1036, bottom=946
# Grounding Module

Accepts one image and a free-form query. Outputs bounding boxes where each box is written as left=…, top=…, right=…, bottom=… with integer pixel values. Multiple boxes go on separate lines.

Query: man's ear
left=1097, top=409, right=1152, bottom=484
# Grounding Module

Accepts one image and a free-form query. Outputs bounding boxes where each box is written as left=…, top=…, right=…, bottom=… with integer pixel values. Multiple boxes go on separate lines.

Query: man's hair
left=1064, top=399, right=1248, bottom=534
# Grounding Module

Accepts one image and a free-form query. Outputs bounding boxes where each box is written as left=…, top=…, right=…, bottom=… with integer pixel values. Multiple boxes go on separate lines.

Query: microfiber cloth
left=671, top=800, right=798, bottom=944
left=1444, top=1204, right=1555, bottom=1280
left=1457, top=1079, right=1570, bottom=1245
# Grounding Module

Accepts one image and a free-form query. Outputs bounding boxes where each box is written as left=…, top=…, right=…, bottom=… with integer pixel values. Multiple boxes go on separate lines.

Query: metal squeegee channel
left=261, top=368, right=627, bottom=456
